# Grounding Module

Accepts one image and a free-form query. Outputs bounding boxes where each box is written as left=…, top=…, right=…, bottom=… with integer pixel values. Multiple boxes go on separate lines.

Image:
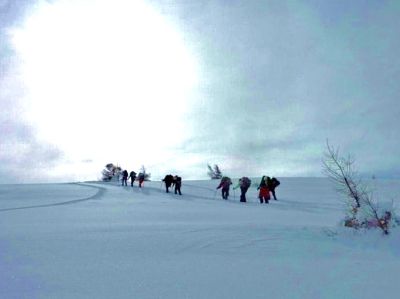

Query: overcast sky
left=1, top=0, right=399, bottom=183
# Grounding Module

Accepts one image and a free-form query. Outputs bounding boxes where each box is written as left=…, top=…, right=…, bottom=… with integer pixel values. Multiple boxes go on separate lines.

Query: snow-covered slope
left=0, top=178, right=399, bottom=299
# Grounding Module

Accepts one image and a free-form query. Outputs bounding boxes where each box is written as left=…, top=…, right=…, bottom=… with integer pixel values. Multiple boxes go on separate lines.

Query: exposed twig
left=322, top=140, right=391, bottom=235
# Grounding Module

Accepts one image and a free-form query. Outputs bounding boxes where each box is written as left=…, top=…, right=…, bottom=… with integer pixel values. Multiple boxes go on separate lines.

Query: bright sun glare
left=11, top=0, right=198, bottom=179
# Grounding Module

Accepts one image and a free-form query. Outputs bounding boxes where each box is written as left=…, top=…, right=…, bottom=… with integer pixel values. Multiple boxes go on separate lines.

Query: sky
left=1, top=0, right=399, bottom=183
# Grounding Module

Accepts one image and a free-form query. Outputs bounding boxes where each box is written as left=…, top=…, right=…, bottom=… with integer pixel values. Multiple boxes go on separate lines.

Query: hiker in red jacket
left=216, top=176, right=232, bottom=200
left=257, top=176, right=270, bottom=204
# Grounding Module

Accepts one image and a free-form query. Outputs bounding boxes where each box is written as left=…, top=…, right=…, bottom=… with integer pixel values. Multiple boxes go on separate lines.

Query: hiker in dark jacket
left=173, top=175, right=182, bottom=195
left=267, top=177, right=280, bottom=200
left=138, top=172, right=145, bottom=188
left=216, top=176, right=232, bottom=200
left=233, top=177, right=251, bottom=202
left=257, top=176, right=270, bottom=204
left=129, top=171, right=136, bottom=187
left=121, top=170, right=129, bottom=186
left=162, top=174, right=174, bottom=193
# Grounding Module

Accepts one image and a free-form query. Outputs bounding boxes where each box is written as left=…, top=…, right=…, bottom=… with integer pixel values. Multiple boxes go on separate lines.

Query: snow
left=0, top=178, right=399, bottom=299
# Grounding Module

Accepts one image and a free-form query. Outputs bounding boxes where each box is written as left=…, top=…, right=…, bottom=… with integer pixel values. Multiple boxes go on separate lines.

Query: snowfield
left=0, top=178, right=399, bottom=299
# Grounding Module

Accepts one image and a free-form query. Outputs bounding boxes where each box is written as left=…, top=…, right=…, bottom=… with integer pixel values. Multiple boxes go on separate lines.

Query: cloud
left=0, top=71, right=63, bottom=182
left=157, top=0, right=400, bottom=178
left=0, top=0, right=64, bottom=183
left=0, top=116, right=63, bottom=183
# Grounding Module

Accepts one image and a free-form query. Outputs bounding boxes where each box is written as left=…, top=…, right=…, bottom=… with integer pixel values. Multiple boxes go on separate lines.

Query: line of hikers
left=162, top=174, right=182, bottom=195
left=120, top=170, right=146, bottom=188
left=119, top=170, right=182, bottom=194
left=216, top=176, right=280, bottom=203
left=119, top=170, right=280, bottom=203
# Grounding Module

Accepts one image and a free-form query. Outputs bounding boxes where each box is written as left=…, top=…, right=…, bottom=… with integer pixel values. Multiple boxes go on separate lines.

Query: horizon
left=2, top=175, right=399, bottom=186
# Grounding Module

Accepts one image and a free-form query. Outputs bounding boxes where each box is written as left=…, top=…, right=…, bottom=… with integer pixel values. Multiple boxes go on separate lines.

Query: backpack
left=240, top=177, right=251, bottom=188
left=174, top=176, right=182, bottom=185
left=221, top=176, right=232, bottom=184
left=272, top=178, right=280, bottom=188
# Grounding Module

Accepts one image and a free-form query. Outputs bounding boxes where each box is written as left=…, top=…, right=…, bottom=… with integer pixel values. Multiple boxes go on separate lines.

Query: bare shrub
left=323, top=141, right=393, bottom=235
left=101, top=163, right=122, bottom=181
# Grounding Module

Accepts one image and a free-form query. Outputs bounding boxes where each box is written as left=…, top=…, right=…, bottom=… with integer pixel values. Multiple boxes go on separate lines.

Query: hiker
left=173, top=175, right=182, bottom=195
left=257, top=176, right=270, bottom=204
left=121, top=170, right=128, bottom=186
left=216, top=176, right=232, bottom=200
left=162, top=174, right=174, bottom=193
left=129, top=171, right=137, bottom=187
left=266, top=177, right=280, bottom=200
left=233, top=177, right=251, bottom=202
left=138, top=172, right=145, bottom=188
